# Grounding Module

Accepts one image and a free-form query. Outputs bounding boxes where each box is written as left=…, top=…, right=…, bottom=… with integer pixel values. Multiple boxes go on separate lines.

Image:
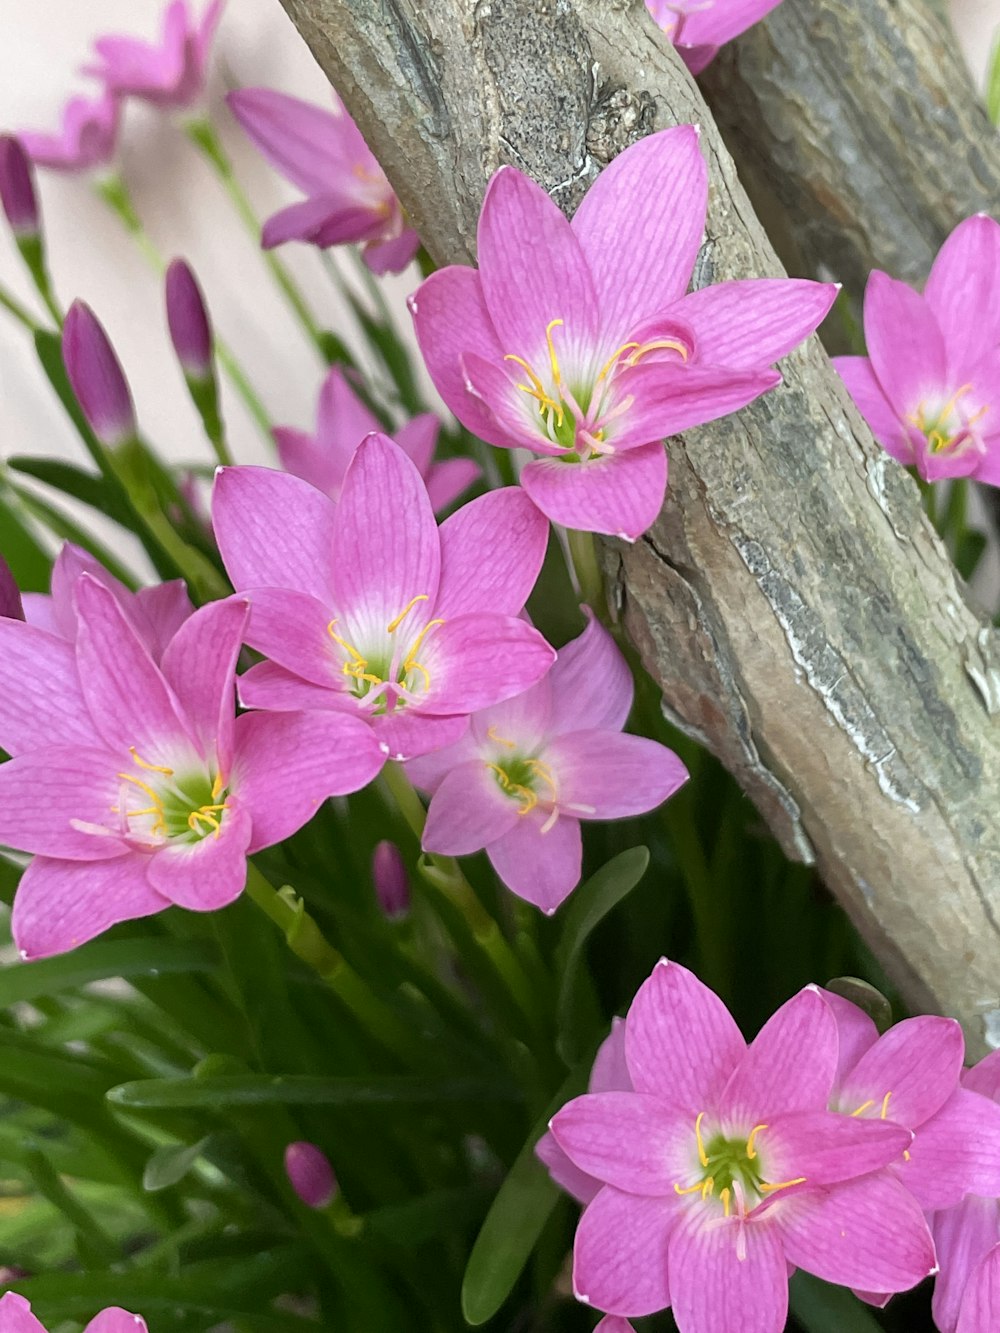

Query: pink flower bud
left=284, top=1141, right=337, bottom=1209
left=0, top=554, right=24, bottom=621
left=372, top=840, right=410, bottom=919
left=62, top=301, right=136, bottom=447
left=165, top=258, right=213, bottom=377
left=0, top=136, right=39, bottom=237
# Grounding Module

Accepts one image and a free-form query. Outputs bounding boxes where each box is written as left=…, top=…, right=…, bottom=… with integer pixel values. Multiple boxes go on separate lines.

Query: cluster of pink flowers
left=540, top=960, right=1000, bottom=1333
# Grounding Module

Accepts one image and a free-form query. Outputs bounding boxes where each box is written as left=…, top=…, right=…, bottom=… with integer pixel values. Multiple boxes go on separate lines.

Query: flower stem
left=0, top=280, right=41, bottom=331
left=566, top=526, right=608, bottom=620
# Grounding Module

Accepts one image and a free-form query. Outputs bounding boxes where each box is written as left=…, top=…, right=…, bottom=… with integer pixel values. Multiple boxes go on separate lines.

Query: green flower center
left=116, top=748, right=229, bottom=845
left=672, top=1113, right=806, bottom=1218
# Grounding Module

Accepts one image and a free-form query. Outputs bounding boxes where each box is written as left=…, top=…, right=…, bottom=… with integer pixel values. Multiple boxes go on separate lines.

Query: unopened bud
left=284, top=1141, right=337, bottom=1209
left=62, top=300, right=136, bottom=447
left=0, top=554, right=24, bottom=621
left=165, top=258, right=213, bottom=378
left=372, top=840, right=410, bottom=920
left=0, top=136, right=39, bottom=237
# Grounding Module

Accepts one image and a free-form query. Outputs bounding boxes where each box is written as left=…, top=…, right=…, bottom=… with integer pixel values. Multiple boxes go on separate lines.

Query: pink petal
left=721, top=987, right=837, bottom=1123
left=238, top=662, right=354, bottom=714
left=863, top=270, right=947, bottom=418
left=832, top=356, right=913, bottom=462
left=363, top=228, right=421, bottom=275
left=933, top=1197, right=1000, bottom=1333
left=624, top=959, right=746, bottom=1108
left=486, top=808, right=582, bottom=913
left=838, top=1014, right=964, bottom=1128
left=668, top=1204, right=789, bottom=1333
left=924, top=215, right=1000, bottom=374
left=274, top=426, right=334, bottom=496
left=12, top=853, right=171, bottom=959
left=773, top=1173, right=936, bottom=1292
left=673, top=279, right=838, bottom=370
left=425, top=457, right=481, bottom=513
left=520, top=441, right=667, bottom=539
left=226, top=88, right=356, bottom=195
left=678, top=42, right=720, bottom=75
left=133, top=580, right=194, bottom=661
left=963, top=1050, right=1000, bottom=1102
left=547, top=609, right=633, bottom=735
left=417, top=614, right=555, bottom=715
left=903, top=1088, right=1000, bottom=1211
left=544, top=730, right=688, bottom=819
left=160, top=598, right=248, bottom=775
left=957, top=1244, right=1000, bottom=1333
left=146, top=802, right=252, bottom=911
left=572, top=127, right=707, bottom=333
left=0, top=748, right=127, bottom=860
left=50, top=541, right=128, bottom=640
left=550, top=1091, right=689, bottom=1195
left=572, top=1186, right=674, bottom=1317
left=594, top=1317, right=635, bottom=1333
left=477, top=166, right=598, bottom=357
left=83, top=1311, right=149, bottom=1333
left=74, top=577, right=188, bottom=764
left=421, top=759, right=520, bottom=854
left=392, top=412, right=439, bottom=478
left=591, top=1017, right=631, bottom=1092
left=0, top=1293, right=47, bottom=1333
left=260, top=196, right=352, bottom=249
left=240, top=587, right=338, bottom=689
left=408, top=268, right=506, bottom=442
left=460, top=351, right=558, bottom=451
left=402, top=725, right=482, bottom=793
left=332, top=434, right=441, bottom=630
left=611, top=361, right=782, bottom=447
left=232, top=710, right=385, bottom=853
left=470, top=679, right=554, bottom=755
left=761, top=1109, right=912, bottom=1187
left=817, top=987, right=879, bottom=1085
left=536, top=1128, right=602, bottom=1205
left=434, top=488, right=549, bottom=619
left=368, top=710, right=470, bottom=763
left=0, top=620, right=95, bottom=754
left=681, top=0, right=785, bottom=48
left=212, top=465, right=337, bottom=604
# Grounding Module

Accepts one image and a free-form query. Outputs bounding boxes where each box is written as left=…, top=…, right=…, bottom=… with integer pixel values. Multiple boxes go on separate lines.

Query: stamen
left=596, top=341, right=640, bottom=383
left=746, top=1124, right=767, bottom=1160
left=129, top=747, right=173, bottom=776
left=850, top=1099, right=876, bottom=1118
left=387, top=594, right=429, bottom=634
left=695, top=1111, right=709, bottom=1168
left=880, top=1091, right=893, bottom=1120
left=719, top=1186, right=731, bottom=1218
left=673, top=1180, right=705, bottom=1197
left=504, top=353, right=564, bottom=424
left=545, top=318, right=565, bottom=387
left=903, top=1149, right=911, bottom=1161
left=211, top=773, right=225, bottom=802
left=486, top=725, right=517, bottom=749
left=487, top=764, right=538, bottom=815
left=402, top=617, right=445, bottom=693
left=627, top=337, right=690, bottom=365
left=539, top=808, right=559, bottom=834
left=759, top=1176, right=807, bottom=1194
left=524, top=758, right=558, bottom=799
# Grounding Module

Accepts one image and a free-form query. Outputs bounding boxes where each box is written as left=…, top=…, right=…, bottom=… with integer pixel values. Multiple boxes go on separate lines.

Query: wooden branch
left=275, top=0, right=1000, bottom=1053
left=700, top=0, right=1000, bottom=296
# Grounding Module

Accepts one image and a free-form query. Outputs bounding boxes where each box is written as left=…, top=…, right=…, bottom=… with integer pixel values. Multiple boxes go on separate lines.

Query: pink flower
left=0, top=1292, right=146, bottom=1332
left=62, top=301, right=136, bottom=449
left=0, top=135, right=40, bottom=238
left=22, top=542, right=192, bottom=664
left=0, top=576, right=384, bottom=958
left=931, top=1051, right=1000, bottom=1333
left=0, top=554, right=24, bottom=622
left=18, top=93, right=120, bottom=173
left=284, top=1141, right=337, bottom=1209
left=212, top=434, right=554, bottom=762
left=83, top=1, right=224, bottom=110
left=274, top=365, right=479, bottom=514
left=834, top=215, right=1000, bottom=484
left=957, top=1243, right=1000, bottom=1333
left=408, top=612, right=687, bottom=911
left=645, top=0, right=785, bottom=76
left=549, top=960, right=935, bottom=1327
left=165, top=258, right=213, bottom=378
left=410, top=126, right=836, bottom=539
left=595, top=1320, right=635, bottom=1333
left=226, top=88, right=419, bottom=275
left=372, top=840, right=410, bottom=920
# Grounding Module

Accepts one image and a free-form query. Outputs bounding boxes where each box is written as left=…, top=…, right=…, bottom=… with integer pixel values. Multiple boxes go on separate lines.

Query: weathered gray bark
left=275, top=0, right=1000, bottom=1054
left=701, top=0, right=1000, bottom=298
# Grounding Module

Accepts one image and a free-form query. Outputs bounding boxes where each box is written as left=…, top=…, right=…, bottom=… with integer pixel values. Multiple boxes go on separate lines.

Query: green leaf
left=956, top=529, right=987, bottom=582
left=461, top=1068, right=585, bottom=1325
left=789, top=1271, right=884, bottom=1332
left=143, top=1135, right=212, bottom=1191
left=0, top=937, right=218, bottom=1007
left=988, top=31, right=1000, bottom=126
left=8, top=455, right=137, bottom=534
left=107, top=1072, right=521, bottom=1110
left=555, top=846, right=650, bottom=1063
left=0, top=492, right=51, bottom=591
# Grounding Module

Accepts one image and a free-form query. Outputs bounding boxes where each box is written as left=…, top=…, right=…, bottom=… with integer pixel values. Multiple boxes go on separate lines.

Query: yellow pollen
left=487, top=763, right=538, bottom=815
left=850, top=1099, right=876, bottom=1118
left=486, top=725, right=516, bottom=749
left=211, top=773, right=225, bottom=802
left=597, top=341, right=640, bottom=382
left=719, top=1186, right=732, bottom=1218
left=628, top=337, right=690, bottom=365
left=403, top=617, right=445, bottom=692
left=187, top=804, right=228, bottom=839
left=386, top=594, right=429, bottom=634
left=129, top=747, right=173, bottom=776
left=503, top=318, right=567, bottom=428
left=695, top=1111, right=709, bottom=1168
left=674, top=1180, right=705, bottom=1197
left=118, top=772, right=163, bottom=805
left=746, top=1124, right=767, bottom=1160
left=327, top=620, right=383, bottom=688
left=524, top=757, right=558, bottom=800
left=903, top=1149, right=912, bottom=1161
left=759, top=1176, right=807, bottom=1194
left=880, top=1091, right=893, bottom=1120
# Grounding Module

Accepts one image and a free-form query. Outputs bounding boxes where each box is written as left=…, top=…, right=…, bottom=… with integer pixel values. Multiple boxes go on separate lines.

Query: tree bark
left=700, top=0, right=1000, bottom=299
left=274, top=0, right=1000, bottom=1055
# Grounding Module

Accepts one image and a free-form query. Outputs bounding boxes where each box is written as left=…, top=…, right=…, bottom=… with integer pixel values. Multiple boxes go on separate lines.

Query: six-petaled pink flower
left=0, top=576, right=384, bottom=957
left=83, top=1, right=224, bottom=110
left=212, top=433, right=554, bottom=762
left=274, top=365, right=479, bottom=514
left=0, top=1293, right=146, bottom=1333
left=645, top=0, right=785, bottom=75
left=410, top=125, right=837, bottom=538
left=408, top=611, right=688, bottom=911
left=226, top=88, right=419, bottom=274
left=19, top=92, right=120, bottom=174
left=549, top=960, right=935, bottom=1329
left=834, top=215, right=1000, bottom=484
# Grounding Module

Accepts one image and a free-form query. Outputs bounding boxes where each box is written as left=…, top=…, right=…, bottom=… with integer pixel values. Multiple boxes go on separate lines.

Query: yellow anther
left=597, top=341, right=641, bottom=383
left=903, top=1149, right=912, bottom=1161
left=701, top=1176, right=715, bottom=1200
left=211, top=773, right=225, bottom=802
left=545, top=319, right=565, bottom=385
left=746, top=1124, right=768, bottom=1160
left=187, top=802, right=229, bottom=840
left=404, top=660, right=431, bottom=692
left=719, top=1186, right=732, bottom=1218
left=387, top=594, right=429, bottom=634
left=880, top=1091, right=893, bottom=1120
left=850, top=1099, right=876, bottom=1118
left=129, top=747, right=173, bottom=776
left=525, top=758, right=558, bottom=800
left=504, top=353, right=564, bottom=423
left=327, top=621, right=367, bottom=666
left=759, top=1176, right=807, bottom=1194
left=673, top=1180, right=705, bottom=1197
left=695, top=1111, right=709, bottom=1168
left=118, top=772, right=163, bottom=805
left=402, top=618, right=445, bottom=693
left=627, top=337, right=690, bottom=365
left=486, top=763, right=538, bottom=815
left=486, top=725, right=517, bottom=749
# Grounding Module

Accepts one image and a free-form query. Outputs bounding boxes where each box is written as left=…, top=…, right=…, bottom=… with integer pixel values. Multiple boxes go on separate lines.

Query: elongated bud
left=166, top=258, right=213, bottom=377
left=62, top=301, right=136, bottom=447
left=372, top=840, right=410, bottom=920
left=0, top=136, right=39, bottom=237
left=284, top=1141, right=337, bottom=1209
left=0, top=554, right=24, bottom=620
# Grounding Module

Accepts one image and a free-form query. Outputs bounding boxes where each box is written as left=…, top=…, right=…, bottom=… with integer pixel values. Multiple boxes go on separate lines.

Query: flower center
left=485, top=726, right=596, bottom=833
left=326, top=595, right=443, bottom=713
left=672, top=1112, right=806, bottom=1220
left=907, top=383, right=989, bottom=456
left=106, top=748, right=229, bottom=848
left=503, top=318, right=689, bottom=460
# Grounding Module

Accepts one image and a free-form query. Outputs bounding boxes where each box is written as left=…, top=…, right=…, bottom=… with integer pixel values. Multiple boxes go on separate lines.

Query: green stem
left=186, top=119, right=326, bottom=354
left=0, top=280, right=40, bottom=331
left=566, top=526, right=608, bottom=620
left=17, top=234, right=62, bottom=326
left=663, top=796, right=729, bottom=993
